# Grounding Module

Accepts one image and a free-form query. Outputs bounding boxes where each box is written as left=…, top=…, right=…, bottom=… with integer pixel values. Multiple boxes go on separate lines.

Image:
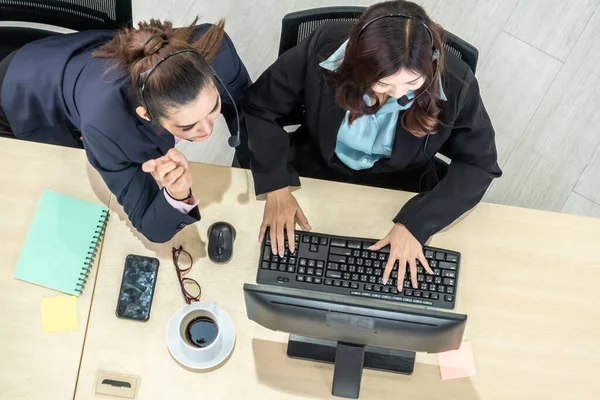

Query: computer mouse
left=207, top=222, right=236, bottom=264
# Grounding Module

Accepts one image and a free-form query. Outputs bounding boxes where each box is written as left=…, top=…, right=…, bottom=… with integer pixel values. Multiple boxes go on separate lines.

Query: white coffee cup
left=166, top=302, right=235, bottom=370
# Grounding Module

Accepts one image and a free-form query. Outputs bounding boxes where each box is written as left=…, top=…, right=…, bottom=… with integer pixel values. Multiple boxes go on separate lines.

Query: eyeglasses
left=172, top=245, right=201, bottom=304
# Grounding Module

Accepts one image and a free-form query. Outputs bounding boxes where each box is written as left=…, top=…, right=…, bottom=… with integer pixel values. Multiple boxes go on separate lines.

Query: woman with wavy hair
left=243, top=0, right=501, bottom=288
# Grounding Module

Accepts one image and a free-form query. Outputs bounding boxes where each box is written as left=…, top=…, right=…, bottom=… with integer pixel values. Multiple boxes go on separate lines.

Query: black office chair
left=0, top=0, right=133, bottom=60
left=279, top=6, right=479, bottom=74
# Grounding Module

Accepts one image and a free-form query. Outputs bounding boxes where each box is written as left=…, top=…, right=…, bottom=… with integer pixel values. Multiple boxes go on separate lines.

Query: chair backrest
left=0, top=0, right=133, bottom=31
left=279, top=6, right=479, bottom=74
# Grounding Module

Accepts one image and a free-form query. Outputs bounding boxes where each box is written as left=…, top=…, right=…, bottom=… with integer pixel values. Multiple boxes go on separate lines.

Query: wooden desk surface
left=74, top=162, right=600, bottom=400
left=0, top=139, right=111, bottom=399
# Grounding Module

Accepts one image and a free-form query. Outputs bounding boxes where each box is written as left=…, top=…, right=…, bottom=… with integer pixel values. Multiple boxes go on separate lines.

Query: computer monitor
left=244, top=283, right=467, bottom=399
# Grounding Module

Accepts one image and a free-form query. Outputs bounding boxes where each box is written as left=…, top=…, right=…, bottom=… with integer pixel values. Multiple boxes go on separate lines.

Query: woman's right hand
left=259, top=187, right=311, bottom=256
left=142, top=148, right=193, bottom=201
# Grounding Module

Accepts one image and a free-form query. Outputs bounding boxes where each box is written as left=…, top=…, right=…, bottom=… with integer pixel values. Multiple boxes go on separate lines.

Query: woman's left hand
left=369, top=223, right=433, bottom=290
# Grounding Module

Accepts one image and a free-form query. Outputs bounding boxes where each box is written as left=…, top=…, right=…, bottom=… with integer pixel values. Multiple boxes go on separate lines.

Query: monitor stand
left=287, top=335, right=415, bottom=399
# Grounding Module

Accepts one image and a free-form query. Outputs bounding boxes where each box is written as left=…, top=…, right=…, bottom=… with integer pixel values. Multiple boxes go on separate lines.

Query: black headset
left=357, top=13, right=441, bottom=191
left=138, top=45, right=241, bottom=148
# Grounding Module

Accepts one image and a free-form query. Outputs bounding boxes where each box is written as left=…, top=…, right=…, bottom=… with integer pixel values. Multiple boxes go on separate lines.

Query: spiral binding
left=75, top=209, right=109, bottom=294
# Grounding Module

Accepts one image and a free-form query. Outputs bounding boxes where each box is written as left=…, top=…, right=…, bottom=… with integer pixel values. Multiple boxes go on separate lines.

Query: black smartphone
left=116, top=254, right=160, bottom=322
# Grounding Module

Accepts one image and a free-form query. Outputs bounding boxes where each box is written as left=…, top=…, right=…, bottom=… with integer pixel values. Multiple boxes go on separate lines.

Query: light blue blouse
left=320, top=40, right=447, bottom=170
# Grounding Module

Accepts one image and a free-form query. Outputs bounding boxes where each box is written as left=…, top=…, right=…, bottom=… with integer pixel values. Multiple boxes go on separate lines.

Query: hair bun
left=143, top=33, right=169, bottom=56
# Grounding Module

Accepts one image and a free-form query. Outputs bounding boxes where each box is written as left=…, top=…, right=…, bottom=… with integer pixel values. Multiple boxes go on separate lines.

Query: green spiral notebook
left=14, top=190, right=109, bottom=296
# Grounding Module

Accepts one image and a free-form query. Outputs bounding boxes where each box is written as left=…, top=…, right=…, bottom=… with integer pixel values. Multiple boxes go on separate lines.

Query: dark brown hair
left=327, top=0, right=445, bottom=136
left=93, top=17, right=225, bottom=121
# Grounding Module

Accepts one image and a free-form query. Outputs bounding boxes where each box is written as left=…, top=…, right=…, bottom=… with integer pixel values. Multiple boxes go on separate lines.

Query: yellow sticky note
left=438, top=341, right=477, bottom=380
left=41, top=296, right=78, bottom=333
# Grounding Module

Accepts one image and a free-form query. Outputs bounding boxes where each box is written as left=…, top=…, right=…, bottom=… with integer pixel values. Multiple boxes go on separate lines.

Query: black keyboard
left=256, top=230, right=461, bottom=310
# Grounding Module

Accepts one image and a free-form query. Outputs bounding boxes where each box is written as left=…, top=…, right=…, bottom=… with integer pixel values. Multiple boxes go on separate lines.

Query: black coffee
left=185, top=316, right=219, bottom=348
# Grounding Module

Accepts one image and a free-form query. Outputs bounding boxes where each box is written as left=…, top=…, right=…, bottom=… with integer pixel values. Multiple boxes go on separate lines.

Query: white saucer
left=166, top=303, right=236, bottom=370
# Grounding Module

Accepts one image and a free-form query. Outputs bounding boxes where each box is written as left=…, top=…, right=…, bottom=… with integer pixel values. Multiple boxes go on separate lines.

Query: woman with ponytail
left=0, top=18, right=251, bottom=242
left=244, top=1, right=501, bottom=286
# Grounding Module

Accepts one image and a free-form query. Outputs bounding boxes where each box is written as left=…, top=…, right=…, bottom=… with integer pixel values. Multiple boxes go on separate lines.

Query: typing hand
left=259, top=187, right=311, bottom=257
left=369, top=223, right=433, bottom=290
left=142, top=148, right=193, bottom=200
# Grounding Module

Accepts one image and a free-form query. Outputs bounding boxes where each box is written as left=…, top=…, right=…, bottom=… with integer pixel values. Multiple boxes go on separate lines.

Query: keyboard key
left=362, top=241, right=375, bottom=249
left=378, top=253, right=387, bottom=261
left=305, top=259, right=313, bottom=268
left=333, top=280, right=342, bottom=287
left=423, top=300, right=433, bottom=306
left=342, top=281, right=350, bottom=288
left=315, top=269, right=323, bottom=277
left=357, top=266, right=365, bottom=274
left=278, top=265, right=287, bottom=272
left=295, top=233, right=300, bottom=242
left=352, top=250, right=361, bottom=257
left=320, top=237, right=328, bottom=245
left=266, top=233, right=271, bottom=245
left=366, top=268, right=373, bottom=275
left=443, top=278, right=455, bottom=286
left=431, top=293, right=439, bottom=300
left=351, top=291, right=362, bottom=296
left=263, top=248, right=271, bottom=260
left=371, top=293, right=382, bottom=299
left=324, top=279, right=333, bottom=285
left=328, top=262, right=339, bottom=271
left=440, top=261, right=457, bottom=270
left=402, top=298, right=413, bottom=304
left=392, top=271, right=398, bottom=279
left=414, top=291, right=422, bottom=297
left=364, top=284, right=373, bottom=291
left=382, top=286, right=391, bottom=293
left=370, top=252, right=378, bottom=260
left=425, top=250, right=434, bottom=259
left=307, top=268, right=315, bottom=275
left=442, top=270, right=456, bottom=278
left=429, top=260, right=438, bottom=268
left=326, top=271, right=342, bottom=279
left=316, top=260, right=324, bottom=268
left=276, top=276, right=289, bottom=283
left=447, top=286, right=455, bottom=294
left=391, top=287, right=399, bottom=295
left=270, top=263, right=278, bottom=271
left=436, top=253, right=445, bottom=261
left=340, top=264, right=348, bottom=272
left=305, top=276, right=313, bottom=283
left=348, top=240, right=362, bottom=249
left=381, top=294, right=392, bottom=300
left=343, top=273, right=351, bottom=280
left=289, top=257, right=297, bottom=265
left=331, top=239, right=346, bottom=247
left=360, top=275, right=368, bottom=282
left=379, top=246, right=390, bottom=254
left=404, top=289, right=414, bottom=296
left=271, top=254, right=279, bottom=262
left=348, top=257, right=356, bottom=265
left=314, top=278, right=322, bottom=284
left=351, top=282, right=359, bottom=289
left=404, top=281, right=411, bottom=288
left=348, top=265, right=356, bottom=273
left=429, top=284, right=437, bottom=291
left=374, top=268, right=383, bottom=277
left=356, top=258, right=364, bottom=266
left=287, top=266, right=295, bottom=273
left=365, top=259, right=372, bottom=267
left=426, top=275, right=434, bottom=283
left=417, top=266, right=424, bottom=274
left=437, top=285, right=446, bottom=293
left=446, top=254, right=458, bottom=262
left=417, top=275, right=424, bottom=282
left=298, top=266, right=306, bottom=274
left=420, top=283, right=428, bottom=291
left=351, top=274, right=360, bottom=281
left=373, top=285, right=382, bottom=292
left=311, top=236, right=319, bottom=244
left=330, top=247, right=352, bottom=256
left=361, top=292, right=372, bottom=298
left=433, top=268, right=441, bottom=276
left=412, top=299, right=423, bottom=304
left=369, top=276, right=377, bottom=284
left=444, top=295, right=454, bottom=302
left=299, top=258, right=307, bottom=266
left=261, top=262, right=269, bottom=269
left=329, top=255, right=347, bottom=263
left=422, top=292, right=430, bottom=299
left=296, top=275, right=305, bottom=282
left=373, top=261, right=381, bottom=268
left=310, top=244, right=318, bottom=252
left=281, top=256, right=288, bottom=264
left=361, top=251, right=369, bottom=258
left=434, top=277, right=442, bottom=284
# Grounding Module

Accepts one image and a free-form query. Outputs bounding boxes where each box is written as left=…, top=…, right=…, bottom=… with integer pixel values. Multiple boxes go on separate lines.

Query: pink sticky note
left=438, top=341, right=477, bottom=380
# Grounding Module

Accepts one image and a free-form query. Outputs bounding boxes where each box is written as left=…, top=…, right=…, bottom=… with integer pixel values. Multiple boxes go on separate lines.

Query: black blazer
left=1, top=24, right=251, bottom=243
left=243, top=22, right=502, bottom=244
